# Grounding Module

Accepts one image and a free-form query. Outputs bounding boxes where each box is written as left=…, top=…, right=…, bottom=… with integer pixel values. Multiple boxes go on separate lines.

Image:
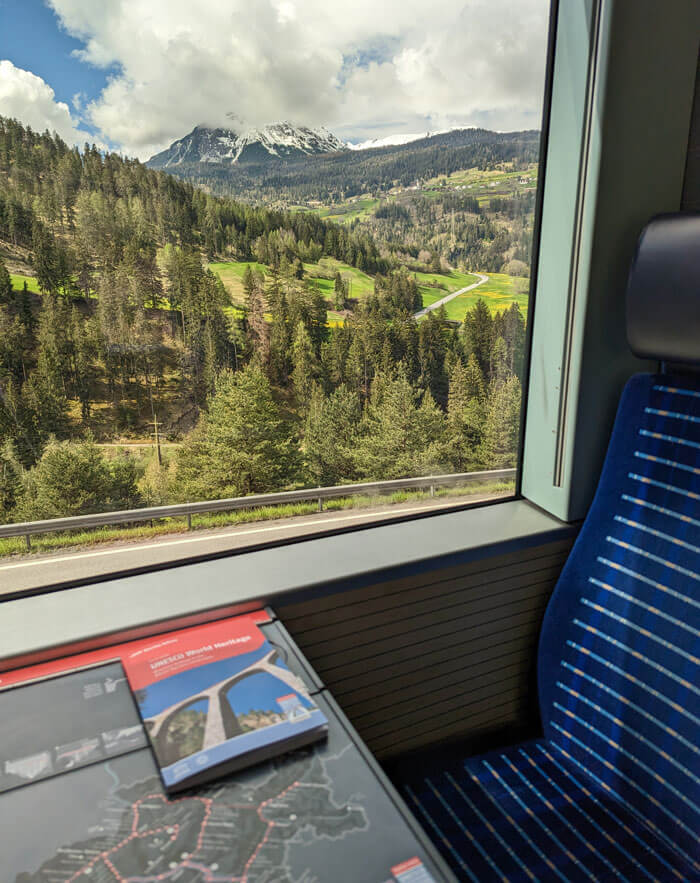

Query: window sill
left=0, top=499, right=576, bottom=672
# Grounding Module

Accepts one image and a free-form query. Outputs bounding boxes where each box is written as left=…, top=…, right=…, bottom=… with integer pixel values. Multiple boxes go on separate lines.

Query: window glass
left=0, top=0, right=552, bottom=588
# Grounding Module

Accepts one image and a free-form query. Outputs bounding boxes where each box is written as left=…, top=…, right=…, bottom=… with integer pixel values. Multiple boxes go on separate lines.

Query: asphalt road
left=413, top=273, right=489, bottom=318
left=0, top=493, right=503, bottom=596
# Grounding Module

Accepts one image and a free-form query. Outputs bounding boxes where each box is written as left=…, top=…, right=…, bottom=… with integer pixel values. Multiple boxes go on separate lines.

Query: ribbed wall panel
left=277, top=539, right=572, bottom=758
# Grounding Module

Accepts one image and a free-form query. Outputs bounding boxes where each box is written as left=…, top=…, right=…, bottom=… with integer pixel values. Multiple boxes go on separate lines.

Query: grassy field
left=414, top=269, right=483, bottom=317
left=435, top=272, right=530, bottom=321
left=10, top=273, right=40, bottom=292
left=416, top=163, right=538, bottom=209
left=414, top=269, right=478, bottom=307
left=0, top=480, right=514, bottom=559
left=306, top=258, right=375, bottom=299
left=10, top=261, right=526, bottom=326
left=292, top=164, right=538, bottom=222
left=315, top=197, right=380, bottom=224
left=10, top=272, right=101, bottom=300
left=209, top=258, right=375, bottom=307
left=423, top=163, right=538, bottom=191
left=208, top=261, right=269, bottom=302
left=414, top=271, right=529, bottom=321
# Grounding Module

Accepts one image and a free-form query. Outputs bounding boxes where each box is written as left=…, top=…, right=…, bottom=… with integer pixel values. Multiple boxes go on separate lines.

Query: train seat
left=404, top=214, right=700, bottom=882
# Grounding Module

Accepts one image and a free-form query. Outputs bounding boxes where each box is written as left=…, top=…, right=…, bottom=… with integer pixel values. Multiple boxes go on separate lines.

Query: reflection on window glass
left=0, top=0, right=551, bottom=570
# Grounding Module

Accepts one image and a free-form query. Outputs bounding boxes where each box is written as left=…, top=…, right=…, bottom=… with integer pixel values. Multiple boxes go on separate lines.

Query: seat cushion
left=404, top=739, right=698, bottom=883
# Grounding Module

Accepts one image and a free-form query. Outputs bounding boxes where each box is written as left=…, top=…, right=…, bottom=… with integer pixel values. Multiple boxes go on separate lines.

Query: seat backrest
left=537, top=215, right=700, bottom=862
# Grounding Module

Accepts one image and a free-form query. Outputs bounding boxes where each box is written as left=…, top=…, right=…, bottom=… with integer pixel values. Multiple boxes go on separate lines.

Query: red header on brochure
left=0, top=610, right=270, bottom=690
left=392, top=858, right=424, bottom=875
left=121, top=616, right=267, bottom=691
left=391, top=857, right=436, bottom=882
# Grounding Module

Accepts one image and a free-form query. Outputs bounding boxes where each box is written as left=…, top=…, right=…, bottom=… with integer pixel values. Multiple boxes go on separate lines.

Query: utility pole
left=149, top=415, right=163, bottom=466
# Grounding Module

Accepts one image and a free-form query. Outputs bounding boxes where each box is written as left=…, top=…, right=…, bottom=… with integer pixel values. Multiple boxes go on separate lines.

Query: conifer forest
left=0, top=117, right=533, bottom=522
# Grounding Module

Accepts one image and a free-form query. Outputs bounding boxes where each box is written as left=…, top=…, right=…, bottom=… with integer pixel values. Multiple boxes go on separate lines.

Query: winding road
left=413, top=272, right=489, bottom=318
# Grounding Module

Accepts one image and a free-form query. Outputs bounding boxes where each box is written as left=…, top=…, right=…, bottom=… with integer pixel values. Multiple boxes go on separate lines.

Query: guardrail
left=0, top=468, right=515, bottom=550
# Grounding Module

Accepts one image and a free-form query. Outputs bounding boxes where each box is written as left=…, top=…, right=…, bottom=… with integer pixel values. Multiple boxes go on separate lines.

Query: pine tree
left=175, top=365, right=299, bottom=499
left=291, top=321, right=317, bottom=414
left=481, top=375, right=522, bottom=468
left=444, top=358, right=487, bottom=470
left=354, top=369, right=445, bottom=479
left=333, top=272, right=347, bottom=311
left=0, top=439, right=22, bottom=520
left=418, top=309, right=448, bottom=405
left=0, top=258, right=11, bottom=302
left=0, top=308, right=29, bottom=381
left=68, top=307, right=97, bottom=421
left=463, top=298, right=493, bottom=381
left=32, top=220, right=58, bottom=294
left=490, top=335, right=511, bottom=387
left=501, top=302, right=526, bottom=378
left=346, top=330, right=369, bottom=397
left=25, top=296, right=70, bottom=437
left=0, top=377, right=42, bottom=466
left=269, top=290, right=290, bottom=383
left=243, top=265, right=270, bottom=366
left=303, top=384, right=360, bottom=486
left=463, top=353, right=486, bottom=401
left=108, top=451, right=141, bottom=509
left=15, top=436, right=134, bottom=520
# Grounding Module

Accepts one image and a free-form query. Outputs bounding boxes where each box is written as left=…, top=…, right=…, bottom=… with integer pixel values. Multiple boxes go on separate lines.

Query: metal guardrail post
left=187, top=514, right=192, bottom=530
left=25, top=534, right=31, bottom=551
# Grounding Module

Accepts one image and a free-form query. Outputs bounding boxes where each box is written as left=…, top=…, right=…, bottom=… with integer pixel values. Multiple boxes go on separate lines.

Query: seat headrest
left=626, top=213, right=700, bottom=364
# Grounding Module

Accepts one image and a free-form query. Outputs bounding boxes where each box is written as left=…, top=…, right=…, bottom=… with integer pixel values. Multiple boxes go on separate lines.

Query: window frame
left=522, top=0, right=700, bottom=521
left=2, top=0, right=699, bottom=668
left=0, top=0, right=562, bottom=598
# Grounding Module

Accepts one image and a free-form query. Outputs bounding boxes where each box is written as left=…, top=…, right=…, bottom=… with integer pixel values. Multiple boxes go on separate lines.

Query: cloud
left=44, top=0, right=550, bottom=159
left=0, top=60, right=96, bottom=147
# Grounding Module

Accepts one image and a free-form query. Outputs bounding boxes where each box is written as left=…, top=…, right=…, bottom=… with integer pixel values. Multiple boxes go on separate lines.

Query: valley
left=0, top=115, right=535, bottom=542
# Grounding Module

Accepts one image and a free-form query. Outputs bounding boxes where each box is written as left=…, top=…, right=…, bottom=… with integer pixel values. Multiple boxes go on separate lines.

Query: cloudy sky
left=0, top=0, right=550, bottom=160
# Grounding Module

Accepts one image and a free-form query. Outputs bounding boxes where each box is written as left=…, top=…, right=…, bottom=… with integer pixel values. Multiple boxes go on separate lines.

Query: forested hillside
left=151, top=128, right=540, bottom=205
left=0, top=117, right=527, bottom=524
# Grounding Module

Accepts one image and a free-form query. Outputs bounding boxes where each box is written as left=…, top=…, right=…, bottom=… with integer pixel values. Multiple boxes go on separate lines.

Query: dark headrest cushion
left=626, top=213, right=700, bottom=363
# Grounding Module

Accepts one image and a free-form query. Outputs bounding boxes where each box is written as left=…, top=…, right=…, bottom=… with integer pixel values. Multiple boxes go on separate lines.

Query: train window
left=0, top=7, right=698, bottom=880
left=0, top=0, right=555, bottom=591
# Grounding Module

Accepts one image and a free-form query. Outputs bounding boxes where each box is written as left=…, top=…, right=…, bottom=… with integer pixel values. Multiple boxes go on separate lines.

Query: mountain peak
left=148, top=123, right=346, bottom=168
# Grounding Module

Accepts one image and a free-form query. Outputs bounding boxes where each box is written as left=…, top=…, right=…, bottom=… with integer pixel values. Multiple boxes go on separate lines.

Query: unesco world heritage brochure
left=121, top=615, right=328, bottom=792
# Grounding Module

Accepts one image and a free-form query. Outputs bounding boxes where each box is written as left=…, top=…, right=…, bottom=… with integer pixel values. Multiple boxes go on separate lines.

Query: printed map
left=2, top=657, right=441, bottom=883
left=12, top=743, right=369, bottom=883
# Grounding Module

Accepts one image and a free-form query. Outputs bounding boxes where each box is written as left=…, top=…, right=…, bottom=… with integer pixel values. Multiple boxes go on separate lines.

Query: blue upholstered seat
left=405, top=372, right=700, bottom=882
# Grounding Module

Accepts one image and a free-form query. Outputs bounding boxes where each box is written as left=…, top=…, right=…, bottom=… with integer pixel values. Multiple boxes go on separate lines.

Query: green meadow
left=11, top=263, right=526, bottom=326
left=413, top=269, right=481, bottom=316
left=11, top=273, right=40, bottom=292
left=315, top=197, right=380, bottom=223
left=209, top=258, right=375, bottom=307
left=414, top=269, right=478, bottom=304
left=430, top=272, right=529, bottom=321
left=207, top=260, right=269, bottom=302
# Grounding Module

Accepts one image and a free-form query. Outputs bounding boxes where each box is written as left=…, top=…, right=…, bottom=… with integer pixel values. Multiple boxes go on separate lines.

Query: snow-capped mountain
left=148, top=123, right=347, bottom=168
left=346, top=128, right=462, bottom=151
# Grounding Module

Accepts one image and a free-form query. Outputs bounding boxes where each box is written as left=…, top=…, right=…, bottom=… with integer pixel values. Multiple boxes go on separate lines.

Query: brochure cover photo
left=121, top=615, right=327, bottom=790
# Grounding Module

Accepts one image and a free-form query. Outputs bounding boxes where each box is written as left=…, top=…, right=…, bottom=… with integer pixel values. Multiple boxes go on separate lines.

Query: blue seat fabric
left=405, top=374, right=700, bottom=882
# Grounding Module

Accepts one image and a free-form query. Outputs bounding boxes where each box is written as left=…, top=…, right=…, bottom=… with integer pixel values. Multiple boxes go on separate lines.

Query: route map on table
left=2, top=663, right=441, bottom=883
